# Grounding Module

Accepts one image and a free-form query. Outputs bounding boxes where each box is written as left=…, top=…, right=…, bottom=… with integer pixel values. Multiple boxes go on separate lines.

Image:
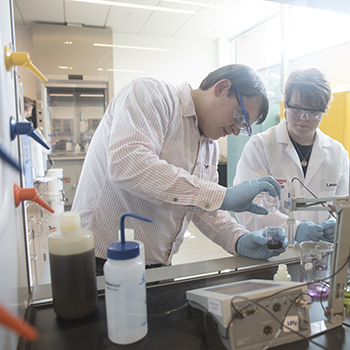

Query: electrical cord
left=291, top=177, right=336, bottom=219
left=149, top=301, right=189, bottom=318
left=318, top=282, right=330, bottom=312
left=197, top=251, right=350, bottom=350
left=261, top=292, right=312, bottom=350
left=227, top=293, right=329, bottom=350
left=203, top=311, right=227, bottom=346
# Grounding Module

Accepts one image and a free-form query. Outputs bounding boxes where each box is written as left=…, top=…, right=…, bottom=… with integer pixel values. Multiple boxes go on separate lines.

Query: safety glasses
left=285, top=103, right=326, bottom=121
left=234, top=86, right=252, bottom=136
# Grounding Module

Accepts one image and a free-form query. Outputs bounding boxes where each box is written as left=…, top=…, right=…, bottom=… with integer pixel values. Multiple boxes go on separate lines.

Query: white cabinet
left=50, top=156, right=85, bottom=208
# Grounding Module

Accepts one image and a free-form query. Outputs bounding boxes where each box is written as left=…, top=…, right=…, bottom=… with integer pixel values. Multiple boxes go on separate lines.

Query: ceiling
left=13, top=0, right=350, bottom=41
left=13, top=0, right=282, bottom=40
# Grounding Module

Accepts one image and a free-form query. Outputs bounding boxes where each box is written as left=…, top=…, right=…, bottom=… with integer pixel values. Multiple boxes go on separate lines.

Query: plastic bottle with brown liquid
left=48, top=212, right=98, bottom=320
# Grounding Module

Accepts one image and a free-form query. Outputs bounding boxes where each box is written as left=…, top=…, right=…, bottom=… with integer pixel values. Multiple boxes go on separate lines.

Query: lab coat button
left=173, top=197, right=178, bottom=202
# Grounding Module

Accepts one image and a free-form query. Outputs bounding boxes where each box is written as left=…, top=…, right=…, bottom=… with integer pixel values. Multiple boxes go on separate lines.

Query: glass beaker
left=262, top=192, right=279, bottom=212
left=300, top=241, right=334, bottom=297
left=266, top=226, right=284, bottom=250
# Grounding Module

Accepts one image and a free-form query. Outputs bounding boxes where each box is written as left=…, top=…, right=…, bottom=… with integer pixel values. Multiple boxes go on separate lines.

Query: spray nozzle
left=120, top=213, right=153, bottom=246
left=107, top=213, right=153, bottom=261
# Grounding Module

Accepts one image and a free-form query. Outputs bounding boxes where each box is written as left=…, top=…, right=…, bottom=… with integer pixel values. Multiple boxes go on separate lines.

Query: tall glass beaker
left=300, top=241, right=334, bottom=297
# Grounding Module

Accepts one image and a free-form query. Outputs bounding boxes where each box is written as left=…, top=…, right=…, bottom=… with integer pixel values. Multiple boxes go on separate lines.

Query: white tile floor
left=172, top=221, right=231, bottom=265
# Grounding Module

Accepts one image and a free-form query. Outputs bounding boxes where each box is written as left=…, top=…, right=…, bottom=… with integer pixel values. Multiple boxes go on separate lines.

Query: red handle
left=14, top=183, right=54, bottom=213
left=0, top=303, right=38, bottom=341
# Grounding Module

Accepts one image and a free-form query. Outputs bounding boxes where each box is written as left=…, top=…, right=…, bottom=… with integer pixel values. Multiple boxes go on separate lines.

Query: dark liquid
left=49, top=249, right=98, bottom=320
left=267, top=240, right=283, bottom=250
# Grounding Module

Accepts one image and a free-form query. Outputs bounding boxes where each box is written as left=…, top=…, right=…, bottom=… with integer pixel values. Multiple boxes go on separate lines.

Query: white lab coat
left=234, top=118, right=349, bottom=233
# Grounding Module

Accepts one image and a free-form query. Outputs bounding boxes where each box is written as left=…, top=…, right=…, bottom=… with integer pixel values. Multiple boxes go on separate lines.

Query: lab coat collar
left=276, top=118, right=328, bottom=184
left=305, top=129, right=329, bottom=184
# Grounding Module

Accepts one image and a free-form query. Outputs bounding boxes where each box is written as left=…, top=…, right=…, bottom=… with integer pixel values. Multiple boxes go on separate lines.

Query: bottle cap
left=277, top=264, right=287, bottom=273
left=59, top=212, right=81, bottom=232
left=107, top=241, right=140, bottom=260
left=108, top=213, right=153, bottom=260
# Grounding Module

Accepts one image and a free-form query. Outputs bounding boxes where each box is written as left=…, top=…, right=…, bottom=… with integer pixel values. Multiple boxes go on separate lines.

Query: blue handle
left=10, top=117, right=50, bottom=150
left=120, top=213, right=153, bottom=246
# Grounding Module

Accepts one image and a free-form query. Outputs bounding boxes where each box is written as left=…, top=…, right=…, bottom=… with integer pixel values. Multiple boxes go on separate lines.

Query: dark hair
left=199, top=64, right=269, bottom=124
left=284, top=68, right=331, bottom=110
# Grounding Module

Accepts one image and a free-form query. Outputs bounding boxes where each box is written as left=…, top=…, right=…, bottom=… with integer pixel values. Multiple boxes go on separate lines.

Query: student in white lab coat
left=234, top=68, right=349, bottom=243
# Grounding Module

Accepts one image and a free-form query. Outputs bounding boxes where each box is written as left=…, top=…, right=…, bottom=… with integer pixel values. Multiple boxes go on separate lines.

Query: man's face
left=197, top=82, right=263, bottom=140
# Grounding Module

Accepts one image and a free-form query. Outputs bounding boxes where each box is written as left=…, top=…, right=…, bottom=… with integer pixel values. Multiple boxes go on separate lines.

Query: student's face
left=24, top=106, right=33, bottom=120
left=198, top=81, right=262, bottom=140
left=285, top=91, right=323, bottom=144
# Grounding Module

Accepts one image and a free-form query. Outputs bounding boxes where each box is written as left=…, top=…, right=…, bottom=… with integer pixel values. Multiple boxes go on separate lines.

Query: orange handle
left=14, top=183, right=54, bottom=213
left=0, top=303, right=38, bottom=341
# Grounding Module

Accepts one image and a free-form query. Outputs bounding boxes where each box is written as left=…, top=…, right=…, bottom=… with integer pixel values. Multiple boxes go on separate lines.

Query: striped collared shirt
left=72, top=77, right=248, bottom=264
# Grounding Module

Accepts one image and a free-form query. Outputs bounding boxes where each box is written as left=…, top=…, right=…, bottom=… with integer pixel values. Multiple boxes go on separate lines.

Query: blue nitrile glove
left=294, top=222, right=323, bottom=243
left=321, top=219, right=336, bottom=242
left=236, top=229, right=288, bottom=259
left=220, top=176, right=281, bottom=214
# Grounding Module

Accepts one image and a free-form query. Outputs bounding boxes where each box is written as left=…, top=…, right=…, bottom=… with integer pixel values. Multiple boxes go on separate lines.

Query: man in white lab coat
left=72, top=64, right=289, bottom=274
left=234, top=68, right=349, bottom=243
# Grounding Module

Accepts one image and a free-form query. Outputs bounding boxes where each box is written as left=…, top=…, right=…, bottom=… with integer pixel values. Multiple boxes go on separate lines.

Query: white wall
left=15, top=25, right=36, bottom=101
left=110, top=33, right=227, bottom=160
left=1, top=2, right=31, bottom=349
left=112, top=33, right=217, bottom=94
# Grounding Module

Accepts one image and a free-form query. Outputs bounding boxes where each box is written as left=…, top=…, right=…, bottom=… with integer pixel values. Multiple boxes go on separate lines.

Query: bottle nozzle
left=120, top=213, right=153, bottom=246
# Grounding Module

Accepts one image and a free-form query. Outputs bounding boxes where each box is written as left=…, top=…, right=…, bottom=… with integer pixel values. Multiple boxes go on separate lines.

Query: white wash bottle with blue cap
left=104, top=213, right=153, bottom=345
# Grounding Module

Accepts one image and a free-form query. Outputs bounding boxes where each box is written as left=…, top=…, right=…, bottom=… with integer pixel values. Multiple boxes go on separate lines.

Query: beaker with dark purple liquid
left=266, top=226, right=284, bottom=250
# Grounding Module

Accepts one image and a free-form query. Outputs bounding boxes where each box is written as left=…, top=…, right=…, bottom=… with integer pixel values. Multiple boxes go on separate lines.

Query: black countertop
left=19, top=263, right=350, bottom=350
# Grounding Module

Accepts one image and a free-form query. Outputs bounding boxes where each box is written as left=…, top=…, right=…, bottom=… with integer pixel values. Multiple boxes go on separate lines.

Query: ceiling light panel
left=50, top=94, right=74, bottom=97
left=14, top=0, right=65, bottom=25
left=107, top=68, right=145, bottom=73
left=65, top=0, right=110, bottom=27
left=138, top=11, right=195, bottom=37
left=105, top=1, right=158, bottom=34
left=161, top=0, right=224, bottom=9
left=116, top=45, right=170, bottom=51
left=173, top=0, right=279, bottom=40
left=80, top=94, right=105, bottom=97
left=70, top=0, right=196, bottom=14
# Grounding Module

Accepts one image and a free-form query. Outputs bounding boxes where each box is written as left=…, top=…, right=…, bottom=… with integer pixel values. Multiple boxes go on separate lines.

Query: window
left=234, top=14, right=281, bottom=70
left=232, top=6, right=350, bottom=70
left=289, top=6, right=350, bottom=59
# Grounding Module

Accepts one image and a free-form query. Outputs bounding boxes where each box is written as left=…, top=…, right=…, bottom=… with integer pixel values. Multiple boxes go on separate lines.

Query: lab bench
left=19, top=260, right=350, bottom=350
